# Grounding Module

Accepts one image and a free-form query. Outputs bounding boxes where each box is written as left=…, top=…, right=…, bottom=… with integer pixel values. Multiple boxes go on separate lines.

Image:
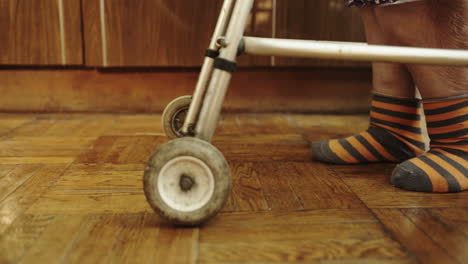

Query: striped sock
left=312, top=94, right=426, bottom=164
left=392, top=96, right=468, bottom=193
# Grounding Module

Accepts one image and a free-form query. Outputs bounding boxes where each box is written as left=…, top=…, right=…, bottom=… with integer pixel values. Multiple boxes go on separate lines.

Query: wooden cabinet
left=276, top=0, right=366, bottom=67
left=0, top=0, right=83, bottom=65
left=0, top=0, right=366, bottom=67
left=82, top=0, right=366, bottom=67
left=81, top=0, right=273, bottom=67
left=82, top=0, right=223, bottom=67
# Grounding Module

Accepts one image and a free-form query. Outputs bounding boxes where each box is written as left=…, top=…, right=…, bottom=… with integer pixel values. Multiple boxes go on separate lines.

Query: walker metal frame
left=144, top=0, right=468, bottom=226
left=185, top=0, right=468, bottom=142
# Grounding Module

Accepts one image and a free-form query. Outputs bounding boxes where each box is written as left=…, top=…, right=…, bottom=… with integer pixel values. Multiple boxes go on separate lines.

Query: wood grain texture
left=0, top=114, right=35, bottom=135
left=82, top=0, right=271, bottom=67
left=81, top=0, right=103, bottom=66
left=18, top=214, right=89, bottom=264
left=81, top=0, right=367, bottom=67
left=0, top=165, right=68, bottom=234
left=0, top=0, right=83, bottom=65
left=373, top=209, right=461, bottom=264
left=255, top=162, right=304, bottom=211
left=198, top=260, right=418, bottom=264
left=200, top=222, right=391, bottom=243
left=275, top=0, right=367, bottom=67
left=61, top=0, right=84, bottom=65
left=74, top=136, right=167, bottom=164
left=0, top=164, right=43, bottom=202
left=335, top=164, right=468, bottom=208
left=0, top=136, right=95, bottom=160
left=285, top=162, right=367, bottom=209
left=199, top=219, right=406, bottom=263
left=0, top=113, right=466, bottom=264
left=9, top=116, right=114, bottom=137
left=401, top=208, right=468, bottom=264
left=292, top=114, right=370, bottom=142
left=0, top=0, right=367, bottom=67
left=49, top=164, right=143, bottom=191
left=0, top=69, right=372, bottom=113
left=215, top=134, right=312, bottom=162
left=206, top=208, right=377, bottom=228
left=199, top=238, right=406, bottom=263
left=216, top=114, right=297, bottom=136
left=57, top=213, right=192, bottom=264
left=227, top=162, right=270, bottom=212
left=0, top=69, right=371, bottom=113
left=0, top=214, right=56, bottom=263
left=429, top=208, right=468, bottom=237
left=238, top=0, right=274, bottom=66
left=28, top=190, right=150, bottom=214
left=84, top=0, right=219, bottom=66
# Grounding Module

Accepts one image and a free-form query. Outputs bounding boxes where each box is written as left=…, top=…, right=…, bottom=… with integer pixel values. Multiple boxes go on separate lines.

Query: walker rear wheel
left=162, top=96, right=192, bottom=139
left=144, top=137, right=231, bottom=226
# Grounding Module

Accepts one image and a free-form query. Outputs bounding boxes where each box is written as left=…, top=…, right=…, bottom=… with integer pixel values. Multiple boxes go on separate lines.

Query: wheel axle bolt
left=180, top=174, right=195, bottom=192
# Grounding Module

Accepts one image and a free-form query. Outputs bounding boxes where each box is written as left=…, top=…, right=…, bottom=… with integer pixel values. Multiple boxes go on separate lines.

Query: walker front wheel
left=144, top=137, right=231, bottom=226
left=162, top=96, right=192, bottom=139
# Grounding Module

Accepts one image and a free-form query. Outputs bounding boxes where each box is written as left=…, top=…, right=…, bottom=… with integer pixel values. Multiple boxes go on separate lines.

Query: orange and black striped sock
left=392, top=96, right=468, bottom=193
left=312, top=94, right=426, bottom=164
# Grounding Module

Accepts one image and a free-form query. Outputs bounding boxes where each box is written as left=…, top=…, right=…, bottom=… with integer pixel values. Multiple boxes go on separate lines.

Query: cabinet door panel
left=275, top=0, right=367, bottom=67
left=82, top=0, right=365, bottom=67
left=83, top=0, right=272, bottom=67
left=0, top=0, right=83, bottom=65
left=239, top=0, right=273, bottom=66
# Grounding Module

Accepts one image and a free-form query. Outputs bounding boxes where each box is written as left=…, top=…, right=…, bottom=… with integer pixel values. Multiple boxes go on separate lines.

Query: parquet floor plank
left=0, top=114, right=36, bottom=136
left=0, top=214, right=56, bottom=264
left=215, top=134, right=312, bottom=162
left=401, top=208, right=468, bottom=264
left=373, top=208, right=460, bottom=264
left=0, top=113, right=465, bottom=264
left=74, top=136, right=167, bottom=164
left=333, top=164, right=468, bottom=208
left=0, top=165, right=68, bottom=234
left=18, top=214, right=88, bottom=264
left=429, top=208, right=468, bottom=237
left=287, top=162, right=367, bottom=210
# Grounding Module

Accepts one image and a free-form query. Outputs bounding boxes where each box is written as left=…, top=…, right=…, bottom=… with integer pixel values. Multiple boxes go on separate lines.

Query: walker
left=143, top=0, right=468, bottom=226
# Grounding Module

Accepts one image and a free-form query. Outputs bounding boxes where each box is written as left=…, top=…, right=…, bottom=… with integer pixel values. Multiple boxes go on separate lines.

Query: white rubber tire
left=144, top=137, right=231, bottom=226
left=162, top=96, right=192, bottom=139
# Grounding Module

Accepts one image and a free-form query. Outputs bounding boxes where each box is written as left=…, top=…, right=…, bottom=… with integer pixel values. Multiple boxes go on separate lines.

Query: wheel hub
left=172, top=107, right=188, bottom=135
left=158, top=156, right=215, bottom=212
left=179, top=174, right=195, bottom=192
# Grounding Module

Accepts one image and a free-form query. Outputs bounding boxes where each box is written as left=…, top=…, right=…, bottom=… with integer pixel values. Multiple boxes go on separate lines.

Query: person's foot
left=312, top=94, right=427, bottom=164
left=392, top=97, right=467, bottom=192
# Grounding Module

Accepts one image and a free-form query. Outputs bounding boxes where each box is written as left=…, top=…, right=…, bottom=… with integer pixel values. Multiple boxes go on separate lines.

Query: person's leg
left=360, top=7, right=417, bottom=98
left=373, top=0, right=468, bottom=192
left=374, top=0, right=468, bottom=98
left=311, top=6, right=426, bottom=164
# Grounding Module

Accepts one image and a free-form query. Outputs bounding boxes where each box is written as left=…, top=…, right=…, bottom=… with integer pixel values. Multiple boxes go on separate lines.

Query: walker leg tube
left=195, top=70, right=233, bottom=142
left=195, top=0, right=254, bottom=142
left=181, top=0, right=235, bottom=135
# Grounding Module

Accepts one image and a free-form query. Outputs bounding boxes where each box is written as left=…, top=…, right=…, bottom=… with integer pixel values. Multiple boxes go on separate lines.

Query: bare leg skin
left=360, top=6, right=417, bottom=98
left=373, top=0, right=468, bottom=98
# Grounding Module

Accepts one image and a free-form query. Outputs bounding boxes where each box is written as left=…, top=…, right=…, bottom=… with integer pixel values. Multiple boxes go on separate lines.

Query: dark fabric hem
left=346, top=0, right=400, bottom=7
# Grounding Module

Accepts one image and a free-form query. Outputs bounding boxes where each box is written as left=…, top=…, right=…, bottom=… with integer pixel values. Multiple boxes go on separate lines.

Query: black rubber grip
left=214, top=58, right=237, bottom=73
left=205, top=49, right=220, bottom=59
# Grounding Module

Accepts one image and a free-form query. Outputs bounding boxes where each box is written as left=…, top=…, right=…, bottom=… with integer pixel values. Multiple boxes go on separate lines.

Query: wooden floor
left=0, top=113, right=466, bottom=264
